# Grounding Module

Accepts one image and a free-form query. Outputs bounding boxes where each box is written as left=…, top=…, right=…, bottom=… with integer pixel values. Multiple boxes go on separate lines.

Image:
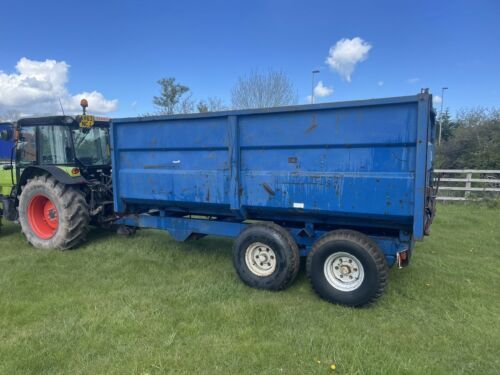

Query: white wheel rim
left=323, top=252, right=364, bottom=292
left=245, top=242, right=277, bottom=277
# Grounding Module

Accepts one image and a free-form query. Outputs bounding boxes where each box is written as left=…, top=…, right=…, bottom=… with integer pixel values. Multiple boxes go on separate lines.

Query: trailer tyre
left=233, top=223, right=300, bottom=291
left=307, top=230, right=388, bottom=307
left=18, top=175, right=90, bottom=250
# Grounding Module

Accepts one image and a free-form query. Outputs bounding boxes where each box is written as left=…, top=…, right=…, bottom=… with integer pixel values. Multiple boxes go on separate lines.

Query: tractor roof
left=17, top=115, right=110, bottom=127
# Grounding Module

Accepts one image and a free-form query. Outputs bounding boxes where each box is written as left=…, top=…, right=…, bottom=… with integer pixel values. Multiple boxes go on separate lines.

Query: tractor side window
left=39, top=126, right=75, bottom=165
left=17, top=126, right=37, bottom=165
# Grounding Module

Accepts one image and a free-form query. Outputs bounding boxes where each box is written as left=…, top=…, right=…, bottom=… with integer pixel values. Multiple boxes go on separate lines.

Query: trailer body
left=111, top=92, right=435, bottom=270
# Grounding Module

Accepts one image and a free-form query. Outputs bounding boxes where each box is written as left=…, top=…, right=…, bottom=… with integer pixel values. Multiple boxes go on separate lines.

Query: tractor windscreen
left=72, top=126, right=111, bottom=166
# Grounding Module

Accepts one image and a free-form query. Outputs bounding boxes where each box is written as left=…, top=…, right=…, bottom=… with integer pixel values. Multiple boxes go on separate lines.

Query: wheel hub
left=27, top=195, right=59, bottom=239
left=340, top=265, right=351, bottom=275
left=324, top=252, right=365, bottom=291
left=245, top=242, right=277, bottom=277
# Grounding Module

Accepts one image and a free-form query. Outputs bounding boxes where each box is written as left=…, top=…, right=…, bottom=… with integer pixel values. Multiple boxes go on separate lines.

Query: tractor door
left=37, top=125, right=75, bottom=165
left=17, top=126, right=37, bottom=166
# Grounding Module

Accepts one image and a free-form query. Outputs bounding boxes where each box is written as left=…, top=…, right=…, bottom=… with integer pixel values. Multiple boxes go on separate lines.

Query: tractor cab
left=14, top=114, right=111, bottom=174
left=0, top=100, right=114, bottom=246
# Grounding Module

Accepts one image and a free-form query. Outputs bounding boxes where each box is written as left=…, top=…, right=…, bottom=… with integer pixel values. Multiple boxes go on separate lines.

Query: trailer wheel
left=306, top=230, right=388, bottom=307
left=18, top=175, right=90, bottom=250
left=233, top=223, right=300, bottom=291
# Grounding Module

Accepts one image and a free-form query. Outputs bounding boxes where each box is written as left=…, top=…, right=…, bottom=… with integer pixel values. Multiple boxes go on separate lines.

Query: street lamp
left=311, top=70, right=320, bottom=104
left=438, top=87, right=448, bottom=145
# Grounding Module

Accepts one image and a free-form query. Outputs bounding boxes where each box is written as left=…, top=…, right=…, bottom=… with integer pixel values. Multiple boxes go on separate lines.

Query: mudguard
left=19, top=165, right=86, bottom=187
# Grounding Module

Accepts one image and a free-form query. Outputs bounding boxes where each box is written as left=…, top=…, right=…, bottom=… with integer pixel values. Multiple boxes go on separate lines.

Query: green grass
left=0, top=204, right=499, bottom=374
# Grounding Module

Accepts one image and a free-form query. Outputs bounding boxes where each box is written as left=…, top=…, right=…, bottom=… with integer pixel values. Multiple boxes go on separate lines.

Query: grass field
left=0, top=204, right=499, bottom=374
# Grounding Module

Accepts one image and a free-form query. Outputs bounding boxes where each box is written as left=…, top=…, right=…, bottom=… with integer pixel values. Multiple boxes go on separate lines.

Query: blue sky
left=1, top=0, right=499, bottom=117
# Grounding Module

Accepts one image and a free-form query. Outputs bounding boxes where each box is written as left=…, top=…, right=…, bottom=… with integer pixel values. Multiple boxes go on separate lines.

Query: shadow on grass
left=170, top=235, right=233, bottom=255
left=78, top=226, right=120, bottom=250
left=0, top=221, right=20, bottom=236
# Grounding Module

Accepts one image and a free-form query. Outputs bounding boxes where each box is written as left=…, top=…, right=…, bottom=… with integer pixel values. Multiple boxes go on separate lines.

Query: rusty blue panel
left=111, top=92, right=435, bottom=252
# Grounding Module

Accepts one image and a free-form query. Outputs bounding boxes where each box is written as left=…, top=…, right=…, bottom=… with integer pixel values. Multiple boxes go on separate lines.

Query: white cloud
left=305, top=81, right=334, bottom=103
left=64, top=91, right=118, bottom=114
left=433, top=95, right=442, bottom=106
left=406, top=77, right=420, bottom=84
left=313, top=81, right=334, bottom=97
left=0, top=57, right=118, bottom=116
left=378, top=81, right=384, bottom=86
left=325, top=37, right=372, bottom=82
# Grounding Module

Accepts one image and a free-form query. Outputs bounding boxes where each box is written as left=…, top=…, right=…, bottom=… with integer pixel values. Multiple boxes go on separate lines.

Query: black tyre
left=306, top=230, right=388, bottom=307
left=18, top=175, right=90, bottom=250
left=233, top=222, right=300, bottom=291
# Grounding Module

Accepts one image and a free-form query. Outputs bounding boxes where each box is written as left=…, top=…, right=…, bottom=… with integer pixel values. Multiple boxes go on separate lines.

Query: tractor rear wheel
left=18, top=175, right=90, bottom=250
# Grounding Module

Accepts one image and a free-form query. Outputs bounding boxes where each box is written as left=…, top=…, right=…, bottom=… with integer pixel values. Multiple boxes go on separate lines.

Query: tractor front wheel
left=19, top=175, right=90, bottom=250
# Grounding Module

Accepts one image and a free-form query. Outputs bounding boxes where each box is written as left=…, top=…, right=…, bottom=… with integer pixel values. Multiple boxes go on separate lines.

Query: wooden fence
left=433, top=169, right=500, bottom=201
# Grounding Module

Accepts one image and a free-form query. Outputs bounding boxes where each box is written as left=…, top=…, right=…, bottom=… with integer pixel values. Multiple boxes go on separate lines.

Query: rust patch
left=261, top=183, right=275, bottom=196
left=306, top=114, right=318, bottom=133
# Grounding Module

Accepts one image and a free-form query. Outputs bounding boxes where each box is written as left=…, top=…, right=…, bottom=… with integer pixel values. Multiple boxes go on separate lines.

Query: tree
left=197, top=101, right=208, bottom=113
left=435, top=107, right=500, bottom=169
left=436, top=109, right=457, bottom=143
left=153, top=77, right=193, bottom=115
left=197, top=97, right=227, bottom=113
left=231, top=69, right=298, bottom=109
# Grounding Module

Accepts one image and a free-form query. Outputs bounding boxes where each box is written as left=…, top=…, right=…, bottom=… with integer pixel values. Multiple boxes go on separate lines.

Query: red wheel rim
left=27, top=195, right=59, bottom=239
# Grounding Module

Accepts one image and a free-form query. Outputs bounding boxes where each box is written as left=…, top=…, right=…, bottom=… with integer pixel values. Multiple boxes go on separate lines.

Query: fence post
left=465, top=172, right=472, bottom=199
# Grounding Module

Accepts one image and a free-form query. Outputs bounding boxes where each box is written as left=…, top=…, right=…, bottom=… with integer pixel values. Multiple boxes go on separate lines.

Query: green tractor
left=0, top=100, right=114, bottom=249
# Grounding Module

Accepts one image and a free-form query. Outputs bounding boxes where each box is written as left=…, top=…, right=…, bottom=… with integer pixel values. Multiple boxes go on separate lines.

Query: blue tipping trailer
left=0, top=123, right=14, bottom=161
left=111, top=91, right=436, bottom=306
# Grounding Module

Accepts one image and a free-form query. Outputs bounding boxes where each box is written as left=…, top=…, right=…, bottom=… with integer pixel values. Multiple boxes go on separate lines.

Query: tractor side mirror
left=2, top=164, right=13, bottom=170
